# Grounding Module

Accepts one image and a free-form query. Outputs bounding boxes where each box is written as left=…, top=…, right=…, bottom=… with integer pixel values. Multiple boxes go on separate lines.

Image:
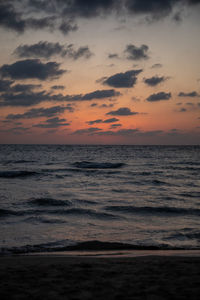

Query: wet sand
left=0, top=254, right=200, bottom=299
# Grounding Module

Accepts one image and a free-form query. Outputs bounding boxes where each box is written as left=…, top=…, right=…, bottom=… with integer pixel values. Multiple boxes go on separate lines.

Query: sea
left=0, top=144, right=200, bottom=254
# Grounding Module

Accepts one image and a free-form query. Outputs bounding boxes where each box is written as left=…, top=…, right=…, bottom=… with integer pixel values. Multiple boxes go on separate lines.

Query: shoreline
left=24, top=249, right=200, bottom=258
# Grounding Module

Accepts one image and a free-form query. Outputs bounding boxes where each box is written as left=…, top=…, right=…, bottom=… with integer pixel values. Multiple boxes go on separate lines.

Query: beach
left=1, top=253, right=200, bottom=300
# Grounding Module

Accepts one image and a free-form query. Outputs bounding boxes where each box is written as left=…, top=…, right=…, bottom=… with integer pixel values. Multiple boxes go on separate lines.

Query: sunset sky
left=0, top=0, right=200, bottom=144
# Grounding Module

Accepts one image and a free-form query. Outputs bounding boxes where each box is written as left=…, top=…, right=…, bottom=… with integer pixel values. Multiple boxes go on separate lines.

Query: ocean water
left=0, top=144, right=200, bottom=254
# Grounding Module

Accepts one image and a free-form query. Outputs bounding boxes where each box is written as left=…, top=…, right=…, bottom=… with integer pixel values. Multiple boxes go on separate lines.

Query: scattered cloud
left=1, top=1, right=200, bottom=35
left=110, top=123, right=122, bottom=128
left=151, top=63, right=162, bottom=69
left=86, top=119, right=103, bottom=125
left=124, top=44, right=149, bottom=60
left=106, top=107, right=138, bottom=116
left=178, top=91, right=200, bottom=97
left=146, top=92, right=171, bottom=102
left=80, top=89, right=120, bottom=100
left=51, top=85, right=65, bottom=90
left=33, top=117, right=70, bottom=128
left=178, top=107, right=187, bottom=112
left=87, top=118, right=119, bottom=125
left=0, top=88, right=120, bottom=107
left=14, top=42, right=93, bottom=60
left=72, top=127, right=102, bottom=135
left=144, top=75, right=168, bottom=86
left=6, top=105, right=73, bottom=120
left=103, top=69, right=142, bottom=88
left=0, top=59, right=66, bottom=80
left=59, top=20, right=78, bottom=35
left=108, top=53, right=119, bottom=59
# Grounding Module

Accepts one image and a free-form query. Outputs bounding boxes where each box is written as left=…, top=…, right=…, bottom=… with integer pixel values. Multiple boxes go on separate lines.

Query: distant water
left=0, top=145, right=200, bottom=254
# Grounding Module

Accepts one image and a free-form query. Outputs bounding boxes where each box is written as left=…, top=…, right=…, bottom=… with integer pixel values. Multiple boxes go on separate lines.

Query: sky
left=0, top=0, right=200, bottom=144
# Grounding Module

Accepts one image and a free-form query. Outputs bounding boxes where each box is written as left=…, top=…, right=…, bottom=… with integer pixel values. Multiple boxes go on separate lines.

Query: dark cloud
left=67, top=46, right=93, bottom=60
left=96, top=128, right=139, bottom=136
left=0, top=79, right=13, bottom=92
left=143, top=75, right=168, bottom=86
left=81, top=89, right=120, bottom=100
left=1, top=1, right=200, bottom=35
left=11, top=84, right=42, bottom=92
left=106, top=107, right=138, bottom=116
left=103, top=69, right=142, bottom=88
left=25, top=16, right=56, bottom=31
left=146, top=92, right=171, bottom=102
left=14, top=42, right=93, bottom=60
left=110, top=123, right=122, bottom=128
left=86, top=117, right=119, bottom=125
left=87, top=119, right=103, bottom=125
left=14, top=41, right=67, bottom=59
left=0, top=88, right=119, bottom=107
left=178, top=107, right=187, bottom=112
left=73, top=127, right=102, bottom=135
left=6, top=105, right=73, bottom=120
left=0, top=91, right=51, bottom=106
left=103, top=118, right=119, bottom=123
left=108, top=53, right=119, bottom=59
left=0, top=59, right=66, bottom=80
left=0, top=2, right=25, bottom=33
left=151, top=63, right=162, bottom=69
left=51, top=85, right=65, bottom=90
left=59, top=20, right=78, bottom=35
left=99, top=103, right=114, bottom=108
left=33, top=117, right=70, bottom=128
left=178, top=91, right=200, bottom=97
left=124, top=44, right=149, bottom=60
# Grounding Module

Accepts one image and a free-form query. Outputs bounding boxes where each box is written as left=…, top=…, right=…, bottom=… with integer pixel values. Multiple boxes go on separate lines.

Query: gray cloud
left=106, top=107, right=138, bottom=116
left=86, top=117, right=119, bottom=125
left=144, top=76, right=168, bottom=86
left=103, top=118, right=119, bottom=123
left=6, top=105, right=73, bottom=120
left=146, top=92, right=171, bottom=102
left=108, top=53, right=119, bottom=59
left=1, top=1, right=200, bottom=35
left=178, top=91, right=200, bottom=97
left=14, top=42, right=93, bottom=60
left=0, top=88, right=119, bottom=107
left=178, top=107, right=187, bottom=112
left=59, top=20, right=78, bottom=35
left=110, top=123, right=122, bottom=128
left=33, top=117, right=70, bottom=128
left=103, top=69, right=142, bottom=88
left=86, top=119, right=103, bottom=125
left=81, top=89, right=120, bottom=100
left=125, top=44, right=149, bottom=60
left=72, top=127, right=102, bottom=135
left=0, top=91, right=52, bottom=106
left=0, top=59, right=66, bottom=80
left=151, top=63, right=163, bottom=69
left=51, top=85, right=65, bottom=90
left=96, top=128, right=139, bottom=136
left=11, top=83, right=42, bottom=92
left=0, top=79, right=13, bottom=92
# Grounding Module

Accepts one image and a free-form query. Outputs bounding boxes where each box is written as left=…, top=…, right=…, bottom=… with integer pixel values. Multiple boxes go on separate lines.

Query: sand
left=0, top=254, right=200, bottom=300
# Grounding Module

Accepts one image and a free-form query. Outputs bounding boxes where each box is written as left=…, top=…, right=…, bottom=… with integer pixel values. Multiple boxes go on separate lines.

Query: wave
left=0, top=170, right=39, bottom=178
left=0, top=240, right=191, bottom=255
left=29, top=198, right=71, bottom=207
left=105, top=205, right=200, bottom=217
left=3, top=160, right=36, bottom=165
left=0, top=207, right=120, bottom=220
left=72, top=161, right=125, bottom=169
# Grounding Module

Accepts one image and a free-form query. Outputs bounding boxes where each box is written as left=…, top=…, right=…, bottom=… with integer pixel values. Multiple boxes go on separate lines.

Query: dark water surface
left=0, top=145, right=199, bottom=254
